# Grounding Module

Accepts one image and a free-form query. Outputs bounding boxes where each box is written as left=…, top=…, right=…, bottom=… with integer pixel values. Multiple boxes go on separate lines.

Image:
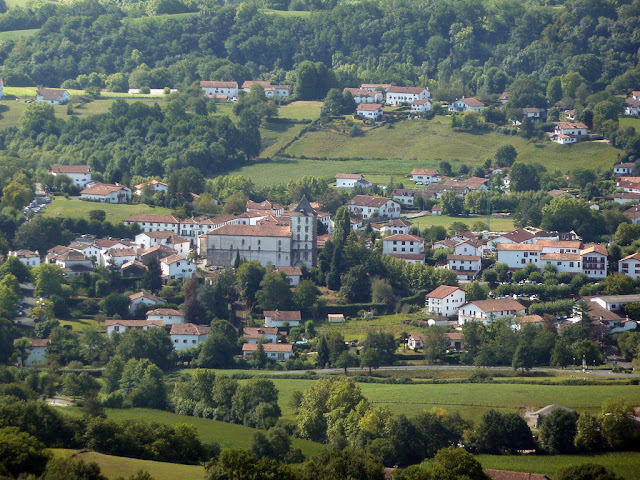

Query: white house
left=0, top=78, right=3, bottom=99
left=384, top=218, right=412, bottom=235
left=447, top=254, right=481, bottom=280
left=619, top=253, right=640, bottom=280
left=105, top=320, right=163, bottom=336
left=382, top=234, right=425, bottom=263
left=8, top=249, right=40, bottom=267
left=356, top=103, right=383, bottom=120
left=522, top=107, right=542, bottom=120
left=35, top=88, right=70, bottom=105
left=327, top=314, right=345, bottom=323
left=242, top=81, right=291, bottom=98
left=359, top=83, right=391, bottom=92
left=407, top=333, right=426, bottom=350
left=128, top=291, right=166, bottom=315
left=347, top=195, right=401, bottom=219
left=385, top=86, right=430, bottom=106
left=160, top=254, right=195, bottom=281
left=170, top=323, right=209, bottom=351
left=54, top=250, right=93, bottom=275
left=453, top=239, right=484, bottom=257
left=14, top=338, right=48, bottom=366
left=124, top=214, right=182, bottom=234
left=449, top=97, right=485, bottom=112
left=613, top=163, right=635, bottom=176
left=49, top=165, right=92, bottom=188
left=625, top=95, right=640, bottom=116
left=134, top=180, right=168, bottom=196
left=146, top=308, right=184, bottom=326
left=552, top=122, right=588, bottom=144
left=264, top=310, right=301, bottom=327
left=102, top=247, right=138, bottom=268
left=242, top=327, right=279, bottom=344
left=200, top=81, right=238, bottom=98
left=242, top=343, right=293, bottom=361
left=425, top=285, right=466, bottom=317
left=391, top=189, right=420, bottom=206
left=275, top=266, right=303, bottom=286
left=457, top=299, right=526, bottom=325
left=135, top=231, right=189, bottom=257
left=411, top=99, right=432, bottom=113
left=343, top=88, right=383, bottom=104
left=246, top=200, right=284, bottom=217
left=335, top=173, right=365, bottom=189
left=411, top=168, right=440, bottom=185
left=499, top=92, right=509, bottom=105
left=80, top=183, right=131, bottom=203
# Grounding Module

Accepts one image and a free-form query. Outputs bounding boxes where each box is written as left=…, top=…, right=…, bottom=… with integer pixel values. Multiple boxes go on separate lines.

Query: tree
left=236, top=261, right=266, bottom=308
left=316, top=336, right=330, bottom=367
left=256, top=271, right=293, bottom=311
left=495, top=145, right=518, bottom=167
left=539, top=409, right=578, bottom=453
left=0, top=255, right=32, bottom=282
left=556, top=464, right=624, bottom=480
left=143, top=258, right=163, bottom=292
left=465, top=281, right=487, bottom=301
left=547, top=77, right=563, bottom=104
left=0, top=426, right=51, bottom=477
left=575, top=413, right=603, bottom=452
left=41, top=458, right=108, bottom=480
left=427, top=447, right=490, bottom=480
left=469, top=410, right=534, bottom=454
left=600, top=398, right=635, bottom=450
left=335, top=351, right=357, bottom=375
left=19, top=102, right=58, bottom=136
left=423, top=327, right=446, bottom=365
left=294, top=279, right=319, bottom=311
left=197, top=333, right=235, bottom=369
left=512, top=341, right=535, bottom=372
left=102, top=293, right=130, bottom=317
left=361, top=330, right=396, bottom=371
left=510, top=163, right=540, bottom=192
left=32, top=263, right=67, bottom=297
left=340, top=265, right=371, bottom=303
left=441, top=190, right=464, bottom=216
left=540, top=197, right=600, bottom=241
left=183, top=296, right=208, bottom=324
left=13, top=338, right=32, bottom=367
left=371, top=278, right=394, bottom=304
left=603, top=274, right=634, bottom=295
left=251, top=342, right=268, bottom=369
left=302, top=446, right=383, bottom=480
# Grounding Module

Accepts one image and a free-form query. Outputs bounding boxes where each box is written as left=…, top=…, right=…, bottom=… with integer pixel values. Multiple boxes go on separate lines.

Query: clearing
left=42, top=196, right=173, bottom=224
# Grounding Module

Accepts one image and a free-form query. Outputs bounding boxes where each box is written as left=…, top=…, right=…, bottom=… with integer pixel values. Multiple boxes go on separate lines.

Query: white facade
left=411, top=99, right=432, bottom=113
left=553, top=122, right=588, bottom=144
left=347, top=195, right=401, bottom=219
left=242, top=343, right=293, bottom=361
left=411, top=169, right=439, bottom=185
left=382, top=234, right=424, bottom=255
left=134, top=180, right=168, bottom=196
left=8, top=250, right=40, bottom=267
left=200, top=81, right=238, bottom=97
left=619, top=253, right=640, bottom=280
left=613, top=164, right=634, bottom=176
left=49, top=165, right=92, bottom=188
left=449, top=98, right=485, bottom=112
left=425, top=285, right=466, bottom=317
left=343, top=88, right=383, bottom=104
left=170, top=324, right=209, bottom=351
left=128, top=292, right=166, bottom=315
left=80, top=184, right=131, bottom=204
left=14, top=339, right=48, bottom=366
left=457, top=300, right=525, bottom=325
left=243, top=327, right=279, bottom=344
left=35, top=88, right=70, bottom=105
left=124, top=214, right=181, bottom=234
left=160, top=255, right=195, bottom=281
left=102, top=248, right=138, bottom=268
left=146, top=308, right=184, bottom=326
left=447, top=255, right=481, bottom=280
left=264, top=310, right=301, bottom=327
left=356, top=103, right=383, bottom=120
left=386, top=87, right=430, bottom=106
left=335, top=174, right=364, bottom=188
left=106, top=320, right=163, bottom=336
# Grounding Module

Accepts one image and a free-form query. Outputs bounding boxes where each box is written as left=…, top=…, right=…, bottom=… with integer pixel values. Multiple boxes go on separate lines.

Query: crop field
left=42, top=197, right=173, bottom=224
left=52, top=449, right=204, bottom=480
left=477, top=452, right=640, bottom=479
left=410, top=214, right=516, bottom=232
left=282, top=118, right=619, bottom=171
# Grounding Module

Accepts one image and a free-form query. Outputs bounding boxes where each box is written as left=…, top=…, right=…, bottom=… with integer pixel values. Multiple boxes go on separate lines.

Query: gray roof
left=293, top=195, right=317, bottom=217
left=594, top=294, right=640, bottom=304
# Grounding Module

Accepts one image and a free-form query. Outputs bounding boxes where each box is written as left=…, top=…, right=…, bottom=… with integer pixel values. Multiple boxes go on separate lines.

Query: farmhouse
left=356, top=103, right=383, bottom=121
left=242, top=343, right=293, bottom=361
left=447, top=254, right=481, bottom=280
left=444, top=332, right=464, bottom=352
left=524, top=404, right=576, bottom=429
left=521, top=107, right=542, bottom=120
left=35, top=88, right=70, bottom=105
left=134, top=179, right=168, bottom=195
left=160, top=254, right=195, bottom=281
left=347, top=195, right=401, bottom=219
left=13, top=338, right=49, bottom=366
left=385, top=86, right=430, bottom=106
left=613, top=162, right=635, bottom=176
left=264, top=310, right=301, bottom=327
left=411, top=99, right=432, bottom=113
left=128, top=291, right=166, bottom=315
left=552, top=122, right=588, bottom=144
left=8, top=249, right=40, bottom=267
left=146, top=308, right=184, bottom=326
left=407, top=333, right=426, bottom=350
left=411, top=168, right=440, bottom=185
left=105, top=320, right=163, bottom=336
left=242, top=327, right=279, bottom=344
left=343, top=88, right=383, bottom=103
left=53, top=251, right=93, bottom=275
left=200, top=197, right=317, bottom=268
left=382, top=234, right=425, bottom=263
left=359, top=83, right=391, bottom=92
left=457, top=299, right=526, bottom=325
left=49, top=165, right=92, bottom=188
left=392, top=188, right=420, bottom=206
left=619, top=252, right=640, bottom=279
left=242, top=81, right=291, bottom=98
left=576, top=295, right=639, bottom=334
left=124, top=214, right=182, bottom=234
left=200, top=81, right=238, bottom=97
left=448, top=97, right=485, bottom=112
left=275, top=266, right=302, bottom=286
left=625, top=95, right=640, bottom=116
left=335, top=173, right=367, bottom=189
left=170, top=323, right=209, bottom=351
left=499, top=92, right=509, bottom=104
left=384, top=218, right=412, bottom=235
left=425, top=285, right=466, bottom=317
left=102, top=247, right=137, bottom=268
left=327, top=314, right=345, bottom=323
left=80, top=183, right=131, bottom=203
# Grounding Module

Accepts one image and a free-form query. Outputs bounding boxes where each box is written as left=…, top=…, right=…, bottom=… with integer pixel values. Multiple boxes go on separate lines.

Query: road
left=15, top=282, right=37, bottom=328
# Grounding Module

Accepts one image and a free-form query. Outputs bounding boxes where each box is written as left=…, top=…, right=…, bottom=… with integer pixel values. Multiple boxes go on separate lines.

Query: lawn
left=86, top=407, right=324, bottom=457
left=619, top=117, right=640, bottom=129
left=278, top=101, right=323, bottom=121
left=0, top=28, right=39, bottom=42
left=410, top=214, right=516, bottom=233
left=52, top=449, right=204, bottom=480
left=477, top=452, right=640, bottom=480
left=316, top=312, right=431, bottom=343
left=260, top=8, right=312, bottom=18
left=42, top=197, right=173, bottom=224
left=283, top=118, right=619, bottom=172
left=260, top=122, right=307, bottom=158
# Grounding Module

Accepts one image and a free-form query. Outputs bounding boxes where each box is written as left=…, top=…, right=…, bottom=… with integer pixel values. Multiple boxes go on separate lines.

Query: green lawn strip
left=42, top=197, right=173, bottom=224
left=277, top=101, right=322, bottom=121
left=259, top=8, right=312, bottom=18
left=0, top=28, right=40, bottom=42
left=410, top=214, right=516, bottom=232
left=476, top=452, right=640, bottom=479
left=315, top=312, right=430, bottom=342
left=618, top=117, right=640, bottom=129
left=51, top=448, right=205, bottom=480
left=86, top=407, right=324, bottom=457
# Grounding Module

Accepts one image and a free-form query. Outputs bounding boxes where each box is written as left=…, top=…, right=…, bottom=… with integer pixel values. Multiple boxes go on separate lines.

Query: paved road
left=270, top=364, right=638, bottom=378
left=15, top=283, right=37, bottom=328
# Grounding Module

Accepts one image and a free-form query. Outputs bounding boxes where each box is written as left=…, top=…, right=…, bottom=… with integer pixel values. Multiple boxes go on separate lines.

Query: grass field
left=316, top=312, right=430, bottom=342
left=52, top=449, right=204, bottom=480
left=283, top=118, right=619, bottom=172
left=260, top=8, right=312, bottom=17
left=278, top=101, right=322, bottom=121
left=620, top=117, right=640, bottom=129
left=89, top=408, right=324, bottom=457
left=477, top=452, right=640, bottom=479
left=410, top=214, right=516, bottom=232
left=261, top=378, right=640, bottom=424
left=260, top=122, right=307, bottom=157
left=42, top=197, right=173, bottom=224
left=0, top=28, right=40, bottom=42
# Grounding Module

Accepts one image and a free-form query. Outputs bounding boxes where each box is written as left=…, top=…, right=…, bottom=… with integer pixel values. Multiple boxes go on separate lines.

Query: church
left=199, top=197, right=318, bottom=268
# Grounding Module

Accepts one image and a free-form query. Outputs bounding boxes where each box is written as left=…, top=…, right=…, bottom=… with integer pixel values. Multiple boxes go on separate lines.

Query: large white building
left=200, top=197, right=317, bottom=268
left=343, top=88, right=383, bottom=104
left=36, top=88, right=70, bottom=105
left=347, top=195, right=401, bottom=219
left=49, top=165, right=92, bottom=188
left=385, top=86, right=430, bottom=106
left=146, top=308, right=184, bottom=326
left=619, top=253, right=640, bottom=280
left=447, top=254, right=481, bottom=280
left=552, top=122, right=588, bottom=144
left=170, top=323, right=209, bottom=351
left=335, top=173, right=367, bottom=189
left=449, top=97, right=485, bottom=112
left=425, top=285, right=466, bottom=317
left=242, top=81, right=291, bottom=98
left=458, top=299, right=526, bottom=325
left=80, top=183, right=131, bottom=203
left=243, top=327, right=279, bottom=344
left=134, top=180, right=168, bottom=196
left=200, top=81, right=238, bottom=98
left=411, top=168, right=440, bottom=185
left=382, top=234, right=425, bottom=263
left=124, top=214, right=182, bottom=234
left=8, top=249, right=40, bottom=267
left=265, top=310, right=301, bottom=327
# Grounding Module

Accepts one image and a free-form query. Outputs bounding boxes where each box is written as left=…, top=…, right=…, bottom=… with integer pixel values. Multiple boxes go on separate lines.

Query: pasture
left=410, top=214, right=516, bottom=232
left=0, top=27, right=39, bottom=42
left=477, top=452, right=640, bottom=480
left=52, top=449, right=204, bottom=480
left=260, top=122, right=307, bottom=158
left=278, top=101, right=322, bottom=121
left=42, top=196, right=173, bottom=224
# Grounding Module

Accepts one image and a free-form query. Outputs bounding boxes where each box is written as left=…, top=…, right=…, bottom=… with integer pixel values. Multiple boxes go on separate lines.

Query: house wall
left=619, top=259, right=640, bottom=280
left=161, top=259, right=195, bottom=280
left=171, top=333, right=208, bottom=351
left=336, top=178, right=359, bottom=188
left=147, top=314, right=183, bottom=326
left=265, top=317, right=300, bottom=327
left=24, top=346, right=47, bottom=367
left=129, top=297, right=162, bottom=315
left=427, top=290, right=466, bottom=316
left=205, top=234, right=292, bottom=267
left=382, top=240, right=424, bottom=254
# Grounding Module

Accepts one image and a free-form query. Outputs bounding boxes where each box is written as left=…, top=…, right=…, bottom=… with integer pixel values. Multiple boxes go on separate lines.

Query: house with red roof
left=347, top=195, right=401, bottom=219
left=382, top=234, right=425, bottom=263
left=619, top=252, right=640, bottom=280
left=264, top=310, right=301, bottom=327
left=14, top=338, right=49, bottom=366
left=385, top=86, right=430, bottom=106
left=36, top=88, right=70, bottom=105
left=170, top=323, right=209, bottom=351
left=49, top=164, right=92, bottom=188
left=146, top=308, right=184, bottom=326
left=199, top=81, right=238, bottom=98
left=80, top=182, right=131, bottom=204
left=410, top=168, right=440, bottom=185
left=425, top=285, right=466, bottom=316
left=343, top=88, right=383, bottom=104
left=242, top=343, right=293, bottom=361
left=458, top=299, right=526, bottom=325
left=449, top=97, right=485, bottom=112
left=356, top=103, right=383, bottom=120
left=552, top=122, right=588, bottom=144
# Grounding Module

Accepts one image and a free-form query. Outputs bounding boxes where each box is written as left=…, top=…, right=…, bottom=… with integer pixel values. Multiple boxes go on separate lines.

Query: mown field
left=52, top=449, right=204, bottom=480
left=42, top=196, right=173, bottom=224
left=0, top=27, right=39, bottom=42
left=410, top=214, right=516, bottom=232
left=620, top=117, right=640, bottom=129
left=477, top=452, right=640, bottom=480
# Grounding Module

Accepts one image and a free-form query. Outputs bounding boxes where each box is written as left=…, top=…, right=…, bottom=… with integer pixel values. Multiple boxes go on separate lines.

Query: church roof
left=293, top=195, right=317, bottom=217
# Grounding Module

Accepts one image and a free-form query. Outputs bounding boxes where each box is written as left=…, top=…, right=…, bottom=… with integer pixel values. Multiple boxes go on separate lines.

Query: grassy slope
left=260, top=122, right=306, bottom=158
left=278, top=101, right=322, bottom=121
left=619, top=117, right=640, bottom=129
left=477, top=452, right=640, bottom=480
left=52, top=449, right=204, bottom=480
left=42, top=196, right=173, bottom=224
left=0, top=28, right=39, bottom=42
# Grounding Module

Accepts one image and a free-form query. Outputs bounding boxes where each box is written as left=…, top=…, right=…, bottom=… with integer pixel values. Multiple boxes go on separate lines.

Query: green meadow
left=42, top=196, right=173, bottom=224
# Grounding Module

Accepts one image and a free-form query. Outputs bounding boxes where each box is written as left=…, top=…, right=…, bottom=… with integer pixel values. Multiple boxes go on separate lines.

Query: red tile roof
left=411, top=168, right=438, bottom=175
left=129, top=291, right=165, bottom=302
left=335, top=173, right=364, bottom=179
left=387, top=86, right=426, bottom=95
left=383, top=234, right=423, bottom=242
left=146, top=308, right=183, bottom=317
left=170, top=323, right=209, bottom=335
left=426, top=285, right=464, bottom=299
left=125, top=214, right=181, bottom=224
left=347, top=195, right=393, bottom=208
left=555, top=121, right=588, bottom=130
left=356, top=103, right=383, bottom=111
left=243, top=327, right=279, bottom=338
left=200, top=81, right=237, bottom=88
left=459, top=97, right=485, bottom=107
left=469, top=299, right=526, bottom=312
left=242, top=343, right=292, bottom=352
left=264, top=310, right=301, bottom=321
left=106, top=320, right=163, bottom=328
left=81, top=183, right=129, bottom=196
left=37, top=88, right=68, bottom=101
left=50, top=164, right=90, bottom=174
